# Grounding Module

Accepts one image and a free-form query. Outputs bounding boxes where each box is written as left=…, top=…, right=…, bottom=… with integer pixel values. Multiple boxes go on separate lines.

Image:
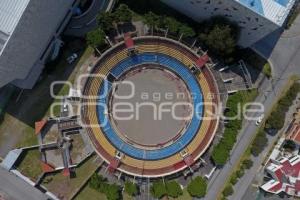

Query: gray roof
left=0, top=0, right=75, bottom=88
left=0, top=149, right=22, bottom=170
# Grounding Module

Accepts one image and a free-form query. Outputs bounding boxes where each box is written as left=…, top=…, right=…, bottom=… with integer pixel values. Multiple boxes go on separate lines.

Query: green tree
left=144, top=11, right=160, bottom=34
left=242, top=159, right=253, bottom=169
left=124, top=181, right=138, bottom=196
left=150, top=180, right=167, bottom=199
left=106, top=184, right=121, bottom=200
left=178, top=24, right=195, bottom=39
left=187, top=176, right=207, bottom=198
left=163, top=17, right=180, bottom=33
left=114, top=4, right=132, bottom=23
left=283, top=140, right=296, bottom=151
left=211, top=144, right=230, bottom=165
left=199, top=24, right=236, bottom=61
left=89, top=173, right=107, bottom=190
left=165, top=181, right=183, bottom=198
left=223, top=185, right=234, bottom=197
left=97, top=12, right=114, bottom=31
left=86, top=29, right=106, bottom=54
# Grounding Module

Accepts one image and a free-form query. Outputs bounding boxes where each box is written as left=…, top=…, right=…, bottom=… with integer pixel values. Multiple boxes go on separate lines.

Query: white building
left=161, top=0, right=296, bottom=47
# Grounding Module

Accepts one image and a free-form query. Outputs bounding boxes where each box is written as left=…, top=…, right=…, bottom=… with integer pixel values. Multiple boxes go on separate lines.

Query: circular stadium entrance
left=109, top=64, right=193, bottom=148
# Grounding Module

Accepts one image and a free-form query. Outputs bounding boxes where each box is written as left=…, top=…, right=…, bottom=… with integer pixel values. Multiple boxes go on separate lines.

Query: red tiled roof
left=196, top=54, right=209, bottom=69
left=295, top=180, right=300, bottom=191
left=109, top=158, right=120, bottom=170
left=274, top=169, right=284, bottom=181
left=183, top=155, right=194, bottom=167
left=35, top=120, right=47, bottom=134
left=124, top=33, right=134, bottom=48
left=281, top=159, right=300, bottom=178
left=269, top=182, right=283, bottom=192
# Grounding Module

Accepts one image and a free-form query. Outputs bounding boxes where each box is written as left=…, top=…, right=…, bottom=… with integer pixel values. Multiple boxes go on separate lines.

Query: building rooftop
left=0, top=0, right=74, bottom=88
left=261, top=155, right=300, bottom=197
left=0, top=0, right=30, bottom=53
left=236, top=0, right=296, bottom=25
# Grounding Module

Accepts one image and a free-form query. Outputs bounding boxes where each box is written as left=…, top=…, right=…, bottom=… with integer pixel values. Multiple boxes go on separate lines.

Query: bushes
left=263, top=63, right=272, bottom=78
left=187, top=176, right=207, bottom=198
left=242, top=159, right=253, bottom=169
left=212, top=89, right=258, bottom=165
left=222, top=185, right=234, bottom=197
left=250, top=129, right=268, bottom=156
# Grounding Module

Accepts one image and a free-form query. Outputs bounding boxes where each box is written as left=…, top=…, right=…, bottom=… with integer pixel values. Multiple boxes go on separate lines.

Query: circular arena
left=81, top=36, right=220, bottom=177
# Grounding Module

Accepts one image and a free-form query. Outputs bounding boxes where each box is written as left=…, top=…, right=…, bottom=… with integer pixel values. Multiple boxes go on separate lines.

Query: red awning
left=35, top=120, right=47, bottom=135
left=196, top=54, right=209, bottom=69
left=41, top=161, right=55, bottom=173
left=62, top=168, right=70, bottom=177
left=124, top=33, right=134, bottom=48
left=109, top=158, right=120, bottom=170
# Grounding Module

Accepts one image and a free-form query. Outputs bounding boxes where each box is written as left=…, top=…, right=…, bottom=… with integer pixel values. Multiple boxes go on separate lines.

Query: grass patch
left=75, top=185, right=107, bottom=200
left=16, top=149, right=42, bottom=181
left=42, top=154, right=98, bottom=200
left=16, top=126, right=37, bottom=147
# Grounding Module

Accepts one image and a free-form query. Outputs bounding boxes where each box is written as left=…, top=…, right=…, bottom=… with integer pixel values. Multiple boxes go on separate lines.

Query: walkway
left=0, top=167, right=49, bottom=200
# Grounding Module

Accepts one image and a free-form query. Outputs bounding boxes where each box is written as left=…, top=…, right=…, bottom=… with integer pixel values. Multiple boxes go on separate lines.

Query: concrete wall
left=161, top=0, right=279, bottom=47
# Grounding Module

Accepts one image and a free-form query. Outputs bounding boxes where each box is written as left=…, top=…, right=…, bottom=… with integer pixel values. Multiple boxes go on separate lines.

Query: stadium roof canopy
left=236, top=0, right=296, bottom=25
left=0, top=0, right=74, bottom=88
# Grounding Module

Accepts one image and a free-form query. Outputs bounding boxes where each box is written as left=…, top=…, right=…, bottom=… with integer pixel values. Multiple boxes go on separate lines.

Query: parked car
left=66, top=53, right=78, bottom=64
left=255, top=114, right=264, bottom=126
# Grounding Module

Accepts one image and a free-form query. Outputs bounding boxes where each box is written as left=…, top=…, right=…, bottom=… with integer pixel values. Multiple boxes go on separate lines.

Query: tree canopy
left=143, top=11, right=160, bottom=30
left=179, top=23, right=195, bottom=38
left=187, top=176, right=207, bottom=198
left=199, top=24, right=236, bottom=59
left=165, top=181, right=183, bottom=198
left=97, top=12, right=114, bottom=31
left=124, top=181, right=138, bottom=197
left=163, top=17, right=180, bottom=33
left=114, top=4, right=133, bottom=23
left=86, top=29, right=106, bottom=49
left=106, top=184, right=121, bottom=200
left=150, top=180, right=167, bottom=199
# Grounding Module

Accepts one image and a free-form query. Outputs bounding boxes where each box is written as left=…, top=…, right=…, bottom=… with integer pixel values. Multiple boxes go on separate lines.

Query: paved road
left=230, top=15, right=300, bottom=200
left=0, top=167, right=49, bottom=200
left=204, top=15, right=300, bottom=200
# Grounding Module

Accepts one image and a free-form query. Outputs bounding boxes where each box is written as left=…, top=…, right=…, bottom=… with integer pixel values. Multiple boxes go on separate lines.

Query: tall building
left=0, top=0, right=81, bottom=89
left=161, top=0, right=296, bottom=47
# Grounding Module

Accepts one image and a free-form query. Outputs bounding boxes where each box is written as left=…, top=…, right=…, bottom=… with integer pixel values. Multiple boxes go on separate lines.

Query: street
left=204, top=15, right=300, bottom=200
